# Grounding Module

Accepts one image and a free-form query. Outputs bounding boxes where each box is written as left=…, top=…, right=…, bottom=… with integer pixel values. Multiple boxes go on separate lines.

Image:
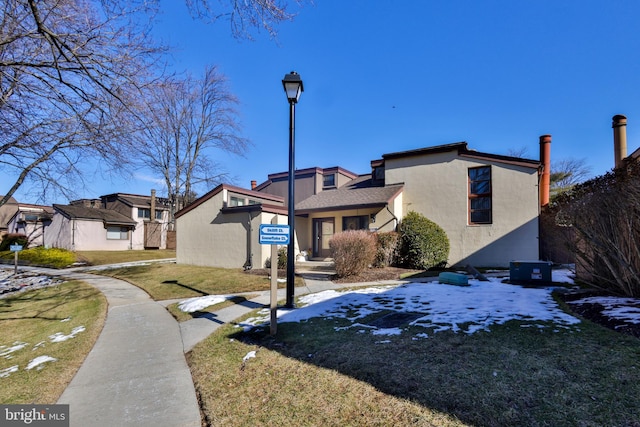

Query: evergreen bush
left=398, top=211, right=449, bottom=270
left=0, top=233, right=28, bottom=251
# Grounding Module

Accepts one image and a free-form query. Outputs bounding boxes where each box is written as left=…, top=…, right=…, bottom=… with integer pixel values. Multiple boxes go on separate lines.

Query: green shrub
left=264, top=246, right=288, bottom=269
left=398, top=211, right=449, bottom=270
left=7, top=247, right=76, bottom=268
left=373, top=231, right=399, bottom=268
left=330, top=230, right=377, bottom=278
left=0, top=233, right=28, bottom=251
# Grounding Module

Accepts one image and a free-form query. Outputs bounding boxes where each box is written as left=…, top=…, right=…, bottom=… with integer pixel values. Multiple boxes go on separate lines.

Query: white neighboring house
left=45, top=192, right=170, bottom=251
left=5, top=203, right=53, bottom=247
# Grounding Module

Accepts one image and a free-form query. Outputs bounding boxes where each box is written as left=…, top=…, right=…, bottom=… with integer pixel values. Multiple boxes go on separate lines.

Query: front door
left=313, top=218, right=334, bottom=258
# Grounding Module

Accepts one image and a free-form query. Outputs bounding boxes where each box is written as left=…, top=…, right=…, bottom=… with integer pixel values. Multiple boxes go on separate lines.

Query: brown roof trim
left=380, top=142, right=540, bottom=169
left=458, top=150, right=540, bottom=169
left=174, top=184, right=285, bottom=219
left=220, top=203, right=289, bottom=216
left=382, top=142, right=468, bottom=160
left=296, top=202, right=389, bottom=215
left=257, top=166, right=360, bottom=187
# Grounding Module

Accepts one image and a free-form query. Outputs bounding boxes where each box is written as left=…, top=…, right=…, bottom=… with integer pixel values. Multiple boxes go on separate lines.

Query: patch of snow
left=178, top=295, right=227, bottom=313
left=568, top=296, right=640, bottom=325
left=552, top=269, right=576, bottom=284
left=0, top=365, right=19, bottom=378
left=242, top=351, right=257, bottom=362
left=25, top=355, right=57, bottom=370
left=49, top=326, right=85, bottom=343
left=0, top=342, right=28, bottom=358
left=240, top=272, right=582, bottom=338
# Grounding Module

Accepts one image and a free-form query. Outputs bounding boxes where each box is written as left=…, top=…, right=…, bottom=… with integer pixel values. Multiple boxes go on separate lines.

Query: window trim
left=106, top=226, right=129, bottom=240
left=323, top=173, right=336, bottom=189
left=468, top=166, right=492, bottom=225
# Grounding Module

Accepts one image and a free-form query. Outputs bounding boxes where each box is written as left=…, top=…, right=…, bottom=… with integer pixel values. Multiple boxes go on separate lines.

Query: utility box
left=510, top=261, right=552, bottom=284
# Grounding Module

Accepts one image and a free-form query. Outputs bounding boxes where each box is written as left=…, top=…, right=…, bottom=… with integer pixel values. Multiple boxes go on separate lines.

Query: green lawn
left=189, top=296, right=640, bottom=426
left=0, top=281, right=107, bottom=403
left=76, top=249, right=176, bottom=265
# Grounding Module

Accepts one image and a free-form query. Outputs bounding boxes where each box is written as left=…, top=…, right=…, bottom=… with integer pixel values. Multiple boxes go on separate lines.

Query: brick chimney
left=612, top=114, right=627, bottom=168
left=150, top=189, right=156, bottom=222
left=539, top=134, right=551, bottom=208
left=251, top=180, right=257, bottom=190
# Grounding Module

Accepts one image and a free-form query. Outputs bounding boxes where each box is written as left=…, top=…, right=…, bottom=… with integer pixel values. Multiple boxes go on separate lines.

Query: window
left=469, top=166, right=492, bottom=224
left=106, top=226, right=129, bottom=240
left=323, top=174, right=336, bottom=188
left=343, top=215, right=369, bottom=231
left=138, top=208, right=163, bottom=220
left=229, top=196, right=245, bottom=207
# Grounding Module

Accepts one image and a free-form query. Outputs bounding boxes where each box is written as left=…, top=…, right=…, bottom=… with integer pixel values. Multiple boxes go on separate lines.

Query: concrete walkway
left=13, top=262, right=412, bottom=427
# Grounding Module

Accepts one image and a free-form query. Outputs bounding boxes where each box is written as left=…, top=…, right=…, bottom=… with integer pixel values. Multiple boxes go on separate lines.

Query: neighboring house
left=176, top=140, right=546, bottom=269
left=45, top=191, right=170, bottom=251
left=0, top=196, right=19, bottom=239
left=175, top=184, right=288, bottom=269
left=5, top=203, right=53, bottom=247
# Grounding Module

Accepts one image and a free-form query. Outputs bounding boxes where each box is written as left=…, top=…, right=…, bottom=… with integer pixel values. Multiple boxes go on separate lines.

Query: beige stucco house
left=176, top=141, right=545, bottom=269
left=175, top=184, right=288, bottom=269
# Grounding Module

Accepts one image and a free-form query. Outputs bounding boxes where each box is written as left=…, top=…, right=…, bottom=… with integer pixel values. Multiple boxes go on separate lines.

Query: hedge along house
left=176, top=140, right=546, bottom=269
left=175, top=184, right=288, bottom=269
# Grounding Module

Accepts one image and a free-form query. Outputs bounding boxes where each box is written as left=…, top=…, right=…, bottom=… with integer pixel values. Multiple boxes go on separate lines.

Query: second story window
left=469, top=166, right=492, bottom=225
left=323, top=174, right=336, bottom=188
left=138, top=208, right=162, bottom=220
left=229, top=196, right=245, bottom=207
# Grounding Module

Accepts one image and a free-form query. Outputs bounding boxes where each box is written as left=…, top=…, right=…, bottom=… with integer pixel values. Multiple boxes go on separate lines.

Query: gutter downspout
left=376, top=204, right=400, bottom=231
left=244, top=211, right=254, bottom=271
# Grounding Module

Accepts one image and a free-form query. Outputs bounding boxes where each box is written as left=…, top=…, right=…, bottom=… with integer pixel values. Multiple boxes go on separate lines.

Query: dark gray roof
left=295, top=175, right=403, bottom=213
left=101, top=193, right=170, bottom=209
left=53, top=204, right=137, bottom=227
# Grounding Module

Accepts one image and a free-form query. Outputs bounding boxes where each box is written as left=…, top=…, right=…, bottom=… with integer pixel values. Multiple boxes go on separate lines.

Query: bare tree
left=185, top=0, right=303, bottom=39
left=0, top=0, right=304, bottom=209
left=135, top=66, right=249, bottom=225
left=550, top=158, right=592, bottom=198
left=0, top=0, right=164, bottom=208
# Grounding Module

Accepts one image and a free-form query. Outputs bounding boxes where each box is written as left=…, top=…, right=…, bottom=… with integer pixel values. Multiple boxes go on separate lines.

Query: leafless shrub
left=554, top=158, right=640, bottom=297
left=329, top=230, right=377, bottom=278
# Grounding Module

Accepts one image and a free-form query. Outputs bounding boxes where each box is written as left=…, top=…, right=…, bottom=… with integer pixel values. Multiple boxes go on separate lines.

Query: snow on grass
left=568, top=296, right=640, bottom=326
left=25, top=356, right=58, bottom=371
left=0, top=342, right=28, bottom=359
left=49, top=326, right=86, bottom=343
left=237, top=271, right=583, bottom=337
left=178, top=295, right=228, bottom=312
left=0, top=365, right=18, bottom=378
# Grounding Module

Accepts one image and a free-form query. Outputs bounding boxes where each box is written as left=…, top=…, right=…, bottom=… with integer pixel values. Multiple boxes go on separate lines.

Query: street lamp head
left=282, top=71, right=304, bottom=103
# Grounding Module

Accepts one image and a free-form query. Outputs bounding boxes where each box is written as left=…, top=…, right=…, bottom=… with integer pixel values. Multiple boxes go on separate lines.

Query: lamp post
left=282, top=71, right=303, bottom=308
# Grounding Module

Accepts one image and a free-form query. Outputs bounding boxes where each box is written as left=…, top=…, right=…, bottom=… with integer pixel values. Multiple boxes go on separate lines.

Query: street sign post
left=259, top=224, right=291, bottom=335
left=10, top=245, right=23, bottom=274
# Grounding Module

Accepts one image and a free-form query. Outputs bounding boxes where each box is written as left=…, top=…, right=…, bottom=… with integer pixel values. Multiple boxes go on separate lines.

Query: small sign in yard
left=9, top=245, right=23, bottom=274
left=259, top=224, right=290, bottom=245
left=259, top=223, right=291, bottom=336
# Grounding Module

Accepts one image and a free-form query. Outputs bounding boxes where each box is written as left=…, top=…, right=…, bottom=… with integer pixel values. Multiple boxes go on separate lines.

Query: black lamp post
left=282, top=71, right=303, bottom=308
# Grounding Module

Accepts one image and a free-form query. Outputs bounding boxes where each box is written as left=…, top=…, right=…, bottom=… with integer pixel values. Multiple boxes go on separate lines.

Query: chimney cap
left=613, top=114, right=627, bottom=127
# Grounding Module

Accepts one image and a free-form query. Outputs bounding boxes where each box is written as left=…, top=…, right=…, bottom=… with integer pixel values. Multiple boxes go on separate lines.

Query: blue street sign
left=259, top=224, right=290, bottom=245
left=10, top=245, right=23, bottom=252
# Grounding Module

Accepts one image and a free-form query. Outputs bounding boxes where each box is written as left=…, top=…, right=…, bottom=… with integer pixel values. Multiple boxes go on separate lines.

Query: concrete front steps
left=295, top=259, right=336, bottom=280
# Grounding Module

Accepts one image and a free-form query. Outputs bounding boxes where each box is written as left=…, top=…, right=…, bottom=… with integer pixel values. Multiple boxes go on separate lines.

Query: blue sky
left=7, top=1, right=640, bottom=202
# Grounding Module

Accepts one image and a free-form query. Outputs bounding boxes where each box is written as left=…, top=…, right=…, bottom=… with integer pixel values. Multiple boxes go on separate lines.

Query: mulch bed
left=557, top=291, right=640, bottom=339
